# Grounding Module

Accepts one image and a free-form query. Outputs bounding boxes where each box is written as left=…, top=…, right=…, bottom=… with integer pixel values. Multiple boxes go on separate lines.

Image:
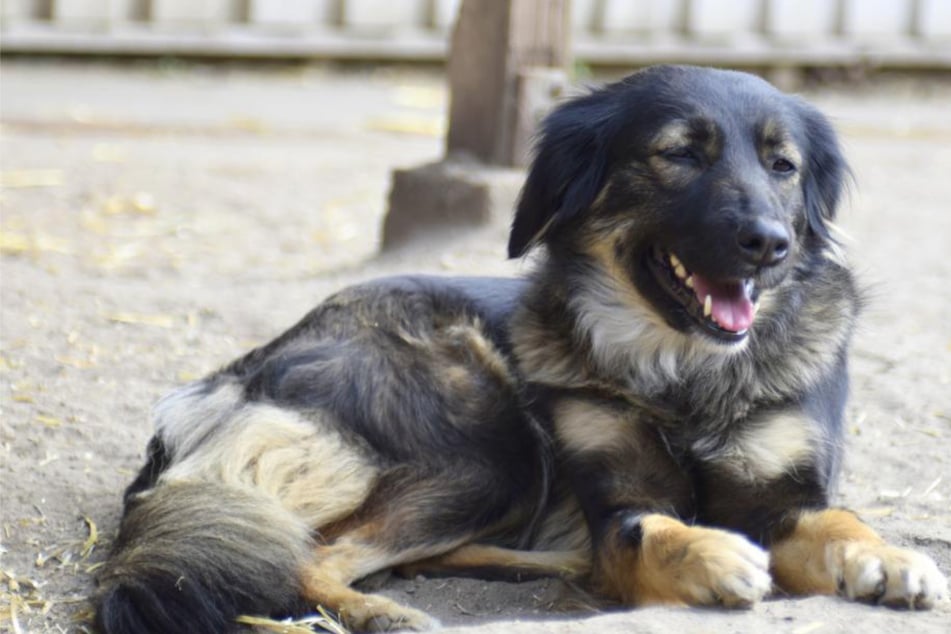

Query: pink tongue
left=691, top=274, right=754, bottom=333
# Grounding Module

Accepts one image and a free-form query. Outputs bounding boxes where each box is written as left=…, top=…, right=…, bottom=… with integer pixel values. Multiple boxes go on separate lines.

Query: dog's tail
left=94, top=479, right=313, bottom=634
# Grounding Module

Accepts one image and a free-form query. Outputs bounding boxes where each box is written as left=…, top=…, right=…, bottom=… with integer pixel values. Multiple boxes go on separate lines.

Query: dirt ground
left=1, top=60, right=949, bottom=633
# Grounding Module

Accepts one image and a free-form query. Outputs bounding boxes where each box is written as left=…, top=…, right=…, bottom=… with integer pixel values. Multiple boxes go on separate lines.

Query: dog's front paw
left=673, top=525, right=773, bottom=608
left=834, top=542, right=948, bottom=610
left=634, top=516, right=772, bottom=608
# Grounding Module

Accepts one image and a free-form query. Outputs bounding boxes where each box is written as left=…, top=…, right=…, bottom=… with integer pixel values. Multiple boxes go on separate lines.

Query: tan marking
left=300, top=516, right=485, bottom=632
left=589, top=180, right=613, bottom=211
left=161, top=400, right=378, bottom=529
left=597, top=514, right=772, bottom=608
left=761, top=121, right=803, bottom=163
left=443, top=321, right=516, bottom=389
left=651, top=121, right=692, bottom=153
left=646, top=122, right=702, bottom=187
left=397, top=544, right=590, bottom=581
left=708, top=411, right=817, bottom=482
left=441, top=364, right=475, bottom=392
left=760, top=121, right=803, bottom=194
left=300, top=539, right=437, bottom=631
left=554, top=399, right=629, bottom=455
left=754, top=286, right=779, bottom=321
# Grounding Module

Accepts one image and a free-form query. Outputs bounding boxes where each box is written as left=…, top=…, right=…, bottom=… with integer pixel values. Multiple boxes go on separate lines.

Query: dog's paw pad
left=839, top=543, right=948, bottom=610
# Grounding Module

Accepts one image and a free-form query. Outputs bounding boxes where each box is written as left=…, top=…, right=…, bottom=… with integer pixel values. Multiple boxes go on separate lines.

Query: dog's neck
left=510, top=252, right=859, bottom=425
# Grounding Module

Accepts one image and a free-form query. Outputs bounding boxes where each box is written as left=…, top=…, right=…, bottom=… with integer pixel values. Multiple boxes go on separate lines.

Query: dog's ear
left=508, top=91, right=618, bottom=258
left=799, top=105, right=850, bottom=242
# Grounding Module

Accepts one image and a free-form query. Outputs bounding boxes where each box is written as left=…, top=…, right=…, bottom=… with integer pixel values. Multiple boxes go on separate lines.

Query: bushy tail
left=95, top=480, right=313, bottom=634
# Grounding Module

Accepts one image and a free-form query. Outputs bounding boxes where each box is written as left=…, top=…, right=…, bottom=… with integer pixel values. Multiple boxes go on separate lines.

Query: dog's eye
left=663, top=147, right=699, bottom=164
left=772, top=158, right=796, bottom=173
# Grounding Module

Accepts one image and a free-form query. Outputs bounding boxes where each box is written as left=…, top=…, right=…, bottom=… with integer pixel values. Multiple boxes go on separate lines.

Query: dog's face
left=510, top=65, right=847, bottom=345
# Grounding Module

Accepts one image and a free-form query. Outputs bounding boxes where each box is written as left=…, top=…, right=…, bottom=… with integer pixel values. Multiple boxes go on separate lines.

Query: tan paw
left=834, top=542, right=949, bottom=609
left=339, top=595, right=438, bottom=632
left=676, top=527, right=773, bottom=607
left=639, top=518, right=772, bottom=608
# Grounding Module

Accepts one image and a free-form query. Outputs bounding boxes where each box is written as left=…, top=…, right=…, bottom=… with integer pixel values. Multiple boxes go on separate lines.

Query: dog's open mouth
left=648, top=248, right=759, bottom=341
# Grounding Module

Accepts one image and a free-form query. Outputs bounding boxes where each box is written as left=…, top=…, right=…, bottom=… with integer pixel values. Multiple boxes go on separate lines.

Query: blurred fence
left=1, top=0, right=949, bottom=68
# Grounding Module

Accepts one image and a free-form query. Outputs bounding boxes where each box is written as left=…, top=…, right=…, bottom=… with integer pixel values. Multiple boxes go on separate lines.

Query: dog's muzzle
left=648, top=248, right=760, bottom=342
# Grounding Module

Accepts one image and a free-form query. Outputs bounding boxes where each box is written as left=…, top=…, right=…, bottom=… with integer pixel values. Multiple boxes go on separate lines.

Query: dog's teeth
left=703, top=294, right=712, bottom=318
left=674, top=264, right=687, bottom=280
left=685, top=275, right=694, bottom=289
left=669, top=253, right=681, bottom=269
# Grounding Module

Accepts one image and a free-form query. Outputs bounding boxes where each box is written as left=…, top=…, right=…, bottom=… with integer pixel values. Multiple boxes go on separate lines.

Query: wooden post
left=382, top=0, right=571, bottom=249
left=446, top=0, right=570, bottom=167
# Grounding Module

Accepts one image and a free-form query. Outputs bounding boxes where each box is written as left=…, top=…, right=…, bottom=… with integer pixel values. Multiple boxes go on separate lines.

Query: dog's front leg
left=594, top=510, right=773, bottom=608
left=691, top=404, right=948, bottom=610
left=771, top=508, right=948, bottom=609
left=552, top=397, right=771, bottom=608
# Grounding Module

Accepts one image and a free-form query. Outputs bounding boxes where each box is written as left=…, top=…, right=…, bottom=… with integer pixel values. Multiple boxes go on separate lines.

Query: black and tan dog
left=95, top=65, right=947, bottom=633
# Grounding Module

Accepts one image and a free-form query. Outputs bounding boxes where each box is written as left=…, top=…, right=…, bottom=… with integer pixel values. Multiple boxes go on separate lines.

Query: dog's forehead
left=645, top=66, right=787, bottom=109
left=623, top=66, right=801, bottom=141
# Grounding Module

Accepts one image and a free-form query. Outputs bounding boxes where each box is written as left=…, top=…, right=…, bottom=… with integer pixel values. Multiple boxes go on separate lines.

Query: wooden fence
left=2, top=0, right=949, bottom=68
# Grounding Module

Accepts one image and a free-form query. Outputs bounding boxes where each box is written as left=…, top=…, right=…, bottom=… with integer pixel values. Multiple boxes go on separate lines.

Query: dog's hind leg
left=301, top=465, right=538, bottom=631
left=395, top=544, right=590, bottom=582
left=300, top=536, right=447, bottom=632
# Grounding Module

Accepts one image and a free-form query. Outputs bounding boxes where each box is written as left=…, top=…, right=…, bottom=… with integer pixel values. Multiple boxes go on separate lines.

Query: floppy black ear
left=799, top=104, right=850, bottom=242
left=507, top=90, right=619, bottom=258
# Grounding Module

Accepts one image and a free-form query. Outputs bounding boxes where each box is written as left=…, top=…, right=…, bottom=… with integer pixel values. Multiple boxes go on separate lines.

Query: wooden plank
left=53, top=0, right=112, bottom=23
left=571, top=0, right=598, bottom=32
left=3, top=24, right=951, bottom=69
left=599, top=0, right=685, bottom=35
left=248, top=0, right=339, bottom=27
left=765, top=0, right=837, bottom=40
left=687, top=0, right=760, bottom=38
left=151, top=0, right=237, bottom=24
left=573, top=35, right=951, bottom=67
left=342, top=0, right=428, bottom=31
left=917, top=0, right=951, bottom=38
left=841, top=0, right=913, bottom=38
left=1, top=0, right=38, bottom=22
left=0, top=22, right=449, bottom=58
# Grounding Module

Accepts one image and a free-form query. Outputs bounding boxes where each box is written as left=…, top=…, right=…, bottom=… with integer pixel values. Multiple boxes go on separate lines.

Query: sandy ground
left=1, top=60, right=950, bottom=633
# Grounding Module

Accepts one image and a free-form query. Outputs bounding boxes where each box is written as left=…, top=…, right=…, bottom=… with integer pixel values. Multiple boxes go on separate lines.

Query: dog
left=95, top=65, right=947, bottom=633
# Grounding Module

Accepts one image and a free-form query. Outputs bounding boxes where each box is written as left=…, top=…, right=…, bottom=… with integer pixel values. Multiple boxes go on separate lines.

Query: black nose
left=736, top=218, right=790, bottom=266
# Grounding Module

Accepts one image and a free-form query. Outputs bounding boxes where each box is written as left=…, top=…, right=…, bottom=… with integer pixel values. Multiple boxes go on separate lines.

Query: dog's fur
left=95, top=66, right=947, bottom=633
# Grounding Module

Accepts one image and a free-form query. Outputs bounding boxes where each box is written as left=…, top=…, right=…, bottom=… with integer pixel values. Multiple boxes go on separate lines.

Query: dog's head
left=509, top=65, right=848, bottom=345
